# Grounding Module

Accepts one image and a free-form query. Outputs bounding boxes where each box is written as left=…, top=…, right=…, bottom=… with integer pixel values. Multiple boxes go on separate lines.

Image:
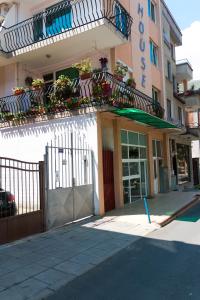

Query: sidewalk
left=0, top=191, right=199, bottom=300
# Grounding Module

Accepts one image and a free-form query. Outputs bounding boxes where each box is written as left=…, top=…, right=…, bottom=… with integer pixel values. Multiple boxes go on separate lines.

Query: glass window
left=130, top=179, right=140, bottom=197
left=139, top=134, right=147, bottom=146
left=122, top=146, right=128, bottom=159
left=140, top=147, right=147, bottom=159
left=167, top=99, right=172, bottom=121
left=156, top=141, right=162, bottom=157
left=153, top=140, right=156, bottom=157
left=167, top=60, right=172, bottom=81
left=150, top=40, right=158, bottom=66
left=178, top=107, right=182, bottom=124
left=46, top=2, right=72, bottom=36
left=123, top=163, right=129, bottom=177
left=129, top=147, right=139, bottom=159
left=128, top=132, right=138, bottom=145
left=148, top=0, right=156, bottom=23
left=129, top=162, right=139, bottom=176
left=121, top=130, right=128, bottom=144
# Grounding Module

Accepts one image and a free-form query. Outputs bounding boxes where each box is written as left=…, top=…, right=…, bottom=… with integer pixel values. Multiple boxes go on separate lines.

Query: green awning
left=113, top=108, right=177, bottom=129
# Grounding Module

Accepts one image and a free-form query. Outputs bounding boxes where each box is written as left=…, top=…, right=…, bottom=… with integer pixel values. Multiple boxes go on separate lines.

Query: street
left=47, top=202, right=200, bottom=300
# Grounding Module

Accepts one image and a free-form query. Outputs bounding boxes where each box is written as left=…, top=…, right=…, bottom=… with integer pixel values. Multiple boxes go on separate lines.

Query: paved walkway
left=0, top=191, right=199, bottom=300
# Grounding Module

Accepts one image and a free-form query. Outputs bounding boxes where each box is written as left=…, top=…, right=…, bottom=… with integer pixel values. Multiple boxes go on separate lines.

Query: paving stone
left=0, top=263, right=48, bottom=288
left=54, top=260, right=94, bottom=276
left=34, top=268, right=75, bottom=288
left=8, top=278, right=49, bottom=299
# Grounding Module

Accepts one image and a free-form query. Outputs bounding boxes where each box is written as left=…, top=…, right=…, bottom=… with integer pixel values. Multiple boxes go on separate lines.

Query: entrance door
left=152, top=140, right=162, bottom=195
left=103, top=150, right=115, bottom=212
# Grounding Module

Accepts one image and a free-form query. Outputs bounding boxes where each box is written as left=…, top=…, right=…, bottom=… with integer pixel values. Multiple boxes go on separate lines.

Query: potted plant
left=54, top=75, right=72, bottom=99
left=114, top=62, right=128, bottom=81
left=12, top=87, right=25, bottom=96
left=32, top=78, right=44, bottom=90
left=101, top=80, right=112, bottom=96
left=99, top=57, right=108, bottom=70
left=73, top=58, right=92, bottom=80
left=65, top=97, right=80, bottom=110
left=126, top=78, right=136, bottom=89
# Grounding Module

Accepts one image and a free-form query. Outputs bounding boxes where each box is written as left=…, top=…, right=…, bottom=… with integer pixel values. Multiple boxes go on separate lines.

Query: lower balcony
left=0, top=71, right=164, bottom=129
left=0, top=0, right=132, bottom=67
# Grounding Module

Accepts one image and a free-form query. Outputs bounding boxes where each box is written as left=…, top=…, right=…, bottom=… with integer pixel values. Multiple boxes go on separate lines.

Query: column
left=113, top=119, right=124, bottom=208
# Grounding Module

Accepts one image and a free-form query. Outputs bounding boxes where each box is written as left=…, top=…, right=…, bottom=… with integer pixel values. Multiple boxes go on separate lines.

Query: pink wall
left=115, top=0, right=164, bottom=100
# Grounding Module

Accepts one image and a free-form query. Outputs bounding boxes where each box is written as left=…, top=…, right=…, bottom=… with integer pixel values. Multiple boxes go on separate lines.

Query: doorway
left=152, top=140, right=162, bottom=195
left=121, top=130, right=148, bottom=203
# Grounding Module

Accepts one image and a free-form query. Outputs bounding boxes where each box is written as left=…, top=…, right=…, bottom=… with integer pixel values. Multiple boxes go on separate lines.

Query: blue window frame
left=33, top=2, right=72, bottom=42
left=46, top=2, right=72, bottom=36
left=150, top=40, right=158, bottom=66
left=115, top=5, right=128, bottom=37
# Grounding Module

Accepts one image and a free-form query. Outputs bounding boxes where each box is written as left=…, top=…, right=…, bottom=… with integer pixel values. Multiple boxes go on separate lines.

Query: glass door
left=121, top=130, right=148, bottom=204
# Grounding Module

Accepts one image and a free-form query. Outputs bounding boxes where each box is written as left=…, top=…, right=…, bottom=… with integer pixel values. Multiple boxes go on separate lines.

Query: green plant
left=126, top=78, right=136, bottom=88
left=54, top=75, right=72, bottom=91
left=73, top=58, right=92, bottom=75
left=114, top=62, right=128, bottom=78
left=32, top=78, right=44, bottom=89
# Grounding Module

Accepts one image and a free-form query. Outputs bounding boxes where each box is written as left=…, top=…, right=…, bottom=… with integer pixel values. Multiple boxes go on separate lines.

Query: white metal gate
left=45, top=132, right=94, bottom=229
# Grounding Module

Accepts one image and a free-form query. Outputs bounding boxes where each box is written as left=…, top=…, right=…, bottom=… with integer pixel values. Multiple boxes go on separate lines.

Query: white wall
left=0, top=114, right=100, bottom=214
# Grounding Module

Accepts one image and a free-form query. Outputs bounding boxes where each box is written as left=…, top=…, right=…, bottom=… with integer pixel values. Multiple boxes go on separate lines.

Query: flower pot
left=114, top=74, right=124, bottom=82
left=14, top=90, right=24, bottom=96
left=80, top=73, right=92, bottom=80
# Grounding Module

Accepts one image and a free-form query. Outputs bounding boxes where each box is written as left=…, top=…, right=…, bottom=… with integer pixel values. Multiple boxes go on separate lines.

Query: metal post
left=144, top=197, right=151, bottom=224
left=71, top=132, right=75, bottom=221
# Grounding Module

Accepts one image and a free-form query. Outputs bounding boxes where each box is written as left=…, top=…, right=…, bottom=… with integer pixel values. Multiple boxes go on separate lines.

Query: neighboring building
left=0, top=0, right=195, bottom=220
left=177, top=61, right=200, bottom=186
left=160, top=2, right=194, bottom=190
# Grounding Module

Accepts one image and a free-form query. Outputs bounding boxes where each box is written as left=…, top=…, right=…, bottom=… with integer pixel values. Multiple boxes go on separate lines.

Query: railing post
left=39, top=161, right=46, bottom=231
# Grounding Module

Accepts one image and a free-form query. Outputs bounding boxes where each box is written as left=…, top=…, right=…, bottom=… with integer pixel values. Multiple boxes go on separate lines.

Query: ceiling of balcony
left=9, top=22, right=127, bottom=70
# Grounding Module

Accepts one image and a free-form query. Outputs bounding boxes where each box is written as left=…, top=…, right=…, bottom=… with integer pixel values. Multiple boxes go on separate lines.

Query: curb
left=159, top=194, right=200, bottom=227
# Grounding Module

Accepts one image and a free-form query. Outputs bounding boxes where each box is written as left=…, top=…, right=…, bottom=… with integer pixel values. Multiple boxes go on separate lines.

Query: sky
left=165, top=0, right=200, bottom=80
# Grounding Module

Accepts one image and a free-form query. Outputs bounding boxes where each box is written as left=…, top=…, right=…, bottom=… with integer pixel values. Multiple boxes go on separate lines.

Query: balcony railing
left=0, top=72, right=164, bottom=126
left=0, top=0, right=132, bottom=53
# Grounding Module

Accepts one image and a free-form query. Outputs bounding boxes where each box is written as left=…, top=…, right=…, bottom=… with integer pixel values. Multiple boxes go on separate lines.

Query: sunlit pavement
left=47, top=201, right=200, bottom=300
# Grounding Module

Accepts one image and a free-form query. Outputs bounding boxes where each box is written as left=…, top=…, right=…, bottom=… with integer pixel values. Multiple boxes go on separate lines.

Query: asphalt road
left=47, top=202, right=200, bottom=300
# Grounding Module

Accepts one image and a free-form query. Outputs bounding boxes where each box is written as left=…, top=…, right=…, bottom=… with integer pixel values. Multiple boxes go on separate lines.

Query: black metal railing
left=0, top=0, right=132, bottom=53
left=0, top=72, right=164, bottom=125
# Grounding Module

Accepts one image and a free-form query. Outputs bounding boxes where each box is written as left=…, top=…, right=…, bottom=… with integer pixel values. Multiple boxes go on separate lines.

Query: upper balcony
left=0, top=0, right=133, bottom=68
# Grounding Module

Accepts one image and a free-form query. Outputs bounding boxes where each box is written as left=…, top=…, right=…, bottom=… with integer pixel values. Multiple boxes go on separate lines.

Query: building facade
left=0, top=0, right=194, bottom=217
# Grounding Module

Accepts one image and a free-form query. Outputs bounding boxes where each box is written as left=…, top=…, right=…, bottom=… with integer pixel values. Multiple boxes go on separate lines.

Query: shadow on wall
left=0, top=113, right=97, bottom=139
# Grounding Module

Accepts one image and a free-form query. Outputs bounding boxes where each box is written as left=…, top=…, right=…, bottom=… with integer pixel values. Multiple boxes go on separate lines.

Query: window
left=163, top=29, right=170, bottom=47
left=152, top=87, right=159, bottom=102
left=171, top=43, right=175, bottom=60
left=167, top=60, right=172, bottom=81
left=150, top=41, right=158, bottom=66
left=167, top=99, right=172, bottom=121
left=172, top=75, right=176, bottom=92
left=33, top=2, right=72, bottom=41
left=46, top=2, right=72, bottom=36
left=178, top=107, right=183, bottom=125
left=148, top=0, right=156, bottom=22
left=115, top=4, right=128, bottom=36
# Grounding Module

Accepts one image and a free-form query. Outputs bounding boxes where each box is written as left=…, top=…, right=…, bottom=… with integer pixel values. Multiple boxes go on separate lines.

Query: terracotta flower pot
left=80, top=73, right=92, bottom=80
left=14, top=90, right=24, bottom=96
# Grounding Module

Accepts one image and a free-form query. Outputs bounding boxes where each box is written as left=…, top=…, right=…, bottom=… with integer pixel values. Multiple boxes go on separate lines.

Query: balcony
left=0, top=0, right=132, bottom=67
left=176, top=59, right=193, bottom=83
left=0, top=71, right=164, bottom=128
